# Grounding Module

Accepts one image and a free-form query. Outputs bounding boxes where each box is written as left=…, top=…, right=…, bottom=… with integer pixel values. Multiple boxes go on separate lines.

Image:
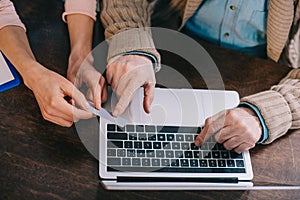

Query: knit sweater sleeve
left=100, top=0, right=161, bottom=70
left=241, top=68, right=300, bottom=144
left=0, top=0, right=25, bottom=31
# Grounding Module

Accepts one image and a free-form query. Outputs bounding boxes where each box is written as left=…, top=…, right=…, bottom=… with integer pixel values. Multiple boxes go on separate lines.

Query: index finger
left=194, top=110, right=228, bottom=146
left=113, top=77, right=144, bottom=116
left=62, top=81, right=90, bottom=110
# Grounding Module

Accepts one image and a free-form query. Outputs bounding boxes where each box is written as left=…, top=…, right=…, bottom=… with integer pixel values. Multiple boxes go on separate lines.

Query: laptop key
left=193, top=151, right=202, bottom=158
left=208, top=159, right=217, bottom=167
left=236, top=160, right=244, bottom=167
left=127, top=150, right=136, bottom=157
left=190, top=159, right=199, bottom=167
left=230, top=151, right=243, bottom=159
left=136, top=125, right=144, bottom=132
left=172, top=142, right=180, bottom=150
left=152, top=159, right=160, bottom=166
left=107, top=124, right=116, bottom=131
left=162, top=142, right=171, bottom=149
left=107, top=149, right=116, bottom=157
left=132, top=158, right=141, bottom=166
left=165, top=150, right=174, bottom=158
left=199, top=160, right=208, bottom=167
left=174, top=151, right=184, bottom=158
left=181, top=143, right=190, bottom=150
left=176, top=134, right=184, bottom=141
left=166, top=134, right=175, bottom=141
left=203, top=151, right=211, bottom=158
left=137, top=150, right=145, bottom=157
left=107, top=158, right=121, bottom=166
left=184, top=151, right=193, bottom=158
left=124, top=141, right=133, bottom=148
left=190, top=143, right=199, bottom=150
left=212, top=151, right=220, bottom=158
left=134, top=141, right=143, bottom=149
left=161, top=159, right=170, bottom=166
left=171, top=159, right=179, bottom=166
left=221, top=151, right=230, bottom=159
left=145, top=125, right=156, bottom=132
left=185, top=135, right=194, bottom=142
left=126, top=125, right=135, bottom=132
left=217, top=143, right=226, bottom=150
left=156, top=150, right=165, bottom=158
left=157, top=134, right=166, bottom=141
left=122, top=158, right=131, bottom=165
left=117, top=149, right=126, bottom=157
left=218, top=160, right=226, bottom=167
left=144, top=142, right=152, bottom=149
left=107, top=141, right=123, bottom=148
left=148, top=134, right=156, bottom=141
left=128, top=133, right=137, bottom=140
left=153, top=142, right=161, bottom=149
left=180, top=159, right=189, bottom=167
left=146, top=150, right=155, bottom=157
left=142, top=158, right=151, bottom=166
left=116, top=126, right=125, bottom=132
left=227, top=159, right=235, bottom=167
left=200, top=143, right=208, bottom=150
left=138, top=133, right=147, bottom=140
left=157, top=126, right=179, bottom=133
left=107, top=132, right=127, bottom=140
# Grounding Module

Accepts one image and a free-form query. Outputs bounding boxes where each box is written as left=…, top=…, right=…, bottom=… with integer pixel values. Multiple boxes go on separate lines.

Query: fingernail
left=113, top=109, right=119, bottom=117
left=84, top=102, right=90, bottom=110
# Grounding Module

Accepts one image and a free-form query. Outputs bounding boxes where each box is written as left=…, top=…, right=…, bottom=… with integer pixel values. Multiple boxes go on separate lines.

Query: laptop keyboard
left=106, top=124, right=246, bottom=173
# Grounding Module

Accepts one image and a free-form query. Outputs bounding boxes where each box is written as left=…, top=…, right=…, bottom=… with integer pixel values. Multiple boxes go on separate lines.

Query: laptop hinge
left=117, top=177, right=239, bottom=183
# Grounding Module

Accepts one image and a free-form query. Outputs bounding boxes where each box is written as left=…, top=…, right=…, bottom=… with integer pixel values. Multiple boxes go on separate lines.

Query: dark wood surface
left=1, top=1, right=300, bottom=199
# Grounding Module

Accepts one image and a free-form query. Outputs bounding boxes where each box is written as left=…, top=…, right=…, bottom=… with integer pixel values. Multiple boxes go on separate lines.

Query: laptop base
left=101, top=180, right=253, bottom=190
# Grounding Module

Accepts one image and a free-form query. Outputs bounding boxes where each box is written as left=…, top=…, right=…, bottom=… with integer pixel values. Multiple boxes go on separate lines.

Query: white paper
left=0, top=52, right=14, bottom=85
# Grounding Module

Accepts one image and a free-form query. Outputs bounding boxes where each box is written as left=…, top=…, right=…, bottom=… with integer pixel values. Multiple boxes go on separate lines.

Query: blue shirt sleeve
left=117, top=51, right=159, bottom=72
left=238, top=102, right=269, bottom=144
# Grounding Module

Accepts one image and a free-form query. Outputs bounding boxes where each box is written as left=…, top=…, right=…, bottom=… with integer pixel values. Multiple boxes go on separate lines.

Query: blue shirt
left=184, top=0, right=269, bottom=143
left=184, top=0, right=268, bottom=58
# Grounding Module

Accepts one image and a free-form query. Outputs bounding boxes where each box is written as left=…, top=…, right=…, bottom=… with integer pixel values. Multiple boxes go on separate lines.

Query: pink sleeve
left=0, top=0, right=26, bottom=31
left=62, top=0, right=97, bottom=22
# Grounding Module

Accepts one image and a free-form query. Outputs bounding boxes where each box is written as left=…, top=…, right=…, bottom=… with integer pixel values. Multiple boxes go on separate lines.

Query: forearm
left=0, top=26, right=44, bottom=90
left=100, top=0, right=161, bottom=70
left=66, top=14, right=94, bottom=54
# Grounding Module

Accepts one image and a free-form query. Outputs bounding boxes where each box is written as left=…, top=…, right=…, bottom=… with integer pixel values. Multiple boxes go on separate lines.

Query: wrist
left=238, top=102, right=269, bottom=144
left=112, top=51, right=157, bottom=71
left=20, top=60, right=47, bottom=90
left=68, top=46, right=93, bottom=72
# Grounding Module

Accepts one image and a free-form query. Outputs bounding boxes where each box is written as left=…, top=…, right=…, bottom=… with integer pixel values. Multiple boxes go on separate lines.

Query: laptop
left=98, top=88, right=253, bottom=190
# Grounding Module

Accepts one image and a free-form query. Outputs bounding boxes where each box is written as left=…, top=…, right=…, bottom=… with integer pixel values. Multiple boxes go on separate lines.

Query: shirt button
left=230, top=5, right=237, bottom=10
left=224, top=33, right=230, bottom=38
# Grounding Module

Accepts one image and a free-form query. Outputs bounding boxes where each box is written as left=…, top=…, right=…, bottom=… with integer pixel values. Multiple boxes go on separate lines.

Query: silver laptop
left=98, top=88, right=253, bottom=190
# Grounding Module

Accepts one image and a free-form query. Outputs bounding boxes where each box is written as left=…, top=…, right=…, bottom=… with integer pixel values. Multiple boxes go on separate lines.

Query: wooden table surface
left=1, top=1, right=300, bottom=199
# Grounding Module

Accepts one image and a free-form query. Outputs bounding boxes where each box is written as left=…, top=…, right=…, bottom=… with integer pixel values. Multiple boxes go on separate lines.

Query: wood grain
left=0, top=0, right=299, bottom=199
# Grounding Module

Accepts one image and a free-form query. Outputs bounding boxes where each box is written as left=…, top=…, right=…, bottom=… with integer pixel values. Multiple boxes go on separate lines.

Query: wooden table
left=1, top=1, right=299, bottom=199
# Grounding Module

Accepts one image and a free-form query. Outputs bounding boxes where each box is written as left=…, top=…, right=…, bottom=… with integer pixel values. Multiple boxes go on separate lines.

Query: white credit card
left=88, top=101, right=127, bottom=127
